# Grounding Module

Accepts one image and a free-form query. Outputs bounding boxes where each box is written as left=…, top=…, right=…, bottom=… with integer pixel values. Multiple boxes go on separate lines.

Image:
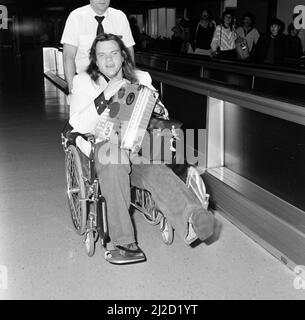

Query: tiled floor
left=0, top=79, right=305, bottom=300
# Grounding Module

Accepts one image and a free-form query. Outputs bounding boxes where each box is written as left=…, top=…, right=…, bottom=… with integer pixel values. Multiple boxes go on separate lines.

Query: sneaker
left=116, top=243, right=146, bottom=259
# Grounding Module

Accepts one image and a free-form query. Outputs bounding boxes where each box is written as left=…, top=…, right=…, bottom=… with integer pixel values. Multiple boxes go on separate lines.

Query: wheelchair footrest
left=104, top=250, right=146, bottom=265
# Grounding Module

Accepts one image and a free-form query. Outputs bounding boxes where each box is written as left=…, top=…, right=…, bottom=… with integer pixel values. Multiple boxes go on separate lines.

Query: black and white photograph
left=1, top=0, right=305, bottom=302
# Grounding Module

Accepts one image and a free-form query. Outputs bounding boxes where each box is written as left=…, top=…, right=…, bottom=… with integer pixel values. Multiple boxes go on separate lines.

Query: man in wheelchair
left=67, top=33, right=215, bottom=264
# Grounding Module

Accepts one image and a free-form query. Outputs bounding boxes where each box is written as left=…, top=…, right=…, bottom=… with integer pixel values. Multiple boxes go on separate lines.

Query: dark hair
left=221, top=9, right=235, bottom=29
left=269, top=18, right=285, bottom=33
left=86, top=33, right=137, bottom=83
left=201, top=8, right=212, bottom=19
left=242, top=12, right=255, bottom=26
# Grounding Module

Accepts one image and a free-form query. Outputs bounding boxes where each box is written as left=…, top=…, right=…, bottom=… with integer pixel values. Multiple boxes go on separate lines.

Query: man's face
left=270, top=24, right=280, bottom=36
left=96, top=40, right=124, bottom=79
left=90, top=0, right=110, bottom=15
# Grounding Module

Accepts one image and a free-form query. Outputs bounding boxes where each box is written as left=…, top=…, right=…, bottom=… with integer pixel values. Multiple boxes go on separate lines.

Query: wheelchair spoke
left=66, top=149, right=83, bottom=231
left=65, top=145, right=90, bottom=235
left=72, top=192, right=81, bottom=214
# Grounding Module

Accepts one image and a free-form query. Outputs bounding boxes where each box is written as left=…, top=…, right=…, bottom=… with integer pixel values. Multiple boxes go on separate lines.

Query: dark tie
left=95, top=16, right=105, bottom=35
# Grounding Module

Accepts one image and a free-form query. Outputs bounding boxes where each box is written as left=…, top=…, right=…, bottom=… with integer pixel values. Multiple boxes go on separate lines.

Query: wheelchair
left=61, top=129, right=178, bottom=264
left=61, top=125, right=210, bottom=264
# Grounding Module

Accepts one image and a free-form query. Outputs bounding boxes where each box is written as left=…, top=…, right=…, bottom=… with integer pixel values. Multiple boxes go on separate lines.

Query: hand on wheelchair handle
left=103, top=79, right=128, bottom=101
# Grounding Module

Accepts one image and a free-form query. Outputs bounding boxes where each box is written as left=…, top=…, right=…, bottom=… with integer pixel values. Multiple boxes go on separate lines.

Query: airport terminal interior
left=1, top=0, right=305, bottom=300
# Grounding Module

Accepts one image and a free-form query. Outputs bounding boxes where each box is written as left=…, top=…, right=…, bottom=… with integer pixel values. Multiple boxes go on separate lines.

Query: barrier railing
left=136, top=50, right=305, bottom=93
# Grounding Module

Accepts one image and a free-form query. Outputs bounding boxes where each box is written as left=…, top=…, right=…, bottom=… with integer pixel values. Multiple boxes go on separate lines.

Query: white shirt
left=236, top=27, right=260, bottom=53
left=61, top=5, right=135, bottom=73
left=211, top=25, right=237, bottom=51
left=69, top=70, right=154, bottom=156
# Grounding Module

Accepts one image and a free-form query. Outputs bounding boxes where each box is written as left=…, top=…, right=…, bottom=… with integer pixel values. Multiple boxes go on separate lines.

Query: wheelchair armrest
left=64, top=131, right=96, bottom=144
left=61, top=131, right=96, bottom=160
left=148, top=116, right=183, bottom=131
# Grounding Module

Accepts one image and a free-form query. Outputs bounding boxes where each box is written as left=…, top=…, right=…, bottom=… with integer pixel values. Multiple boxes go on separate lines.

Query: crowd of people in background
left=130, top=9, right=305, bottom=66
left=193, top=9, right=304, bottom=64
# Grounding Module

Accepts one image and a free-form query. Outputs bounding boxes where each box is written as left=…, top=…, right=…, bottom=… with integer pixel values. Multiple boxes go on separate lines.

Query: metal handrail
left=140, top=66, right=305, bottom=127
left=136, top=50, right=305, bottom=85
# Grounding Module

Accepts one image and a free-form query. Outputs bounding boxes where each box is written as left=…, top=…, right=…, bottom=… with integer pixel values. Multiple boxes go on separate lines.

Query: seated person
left=69, top=33, right=215, bottom=261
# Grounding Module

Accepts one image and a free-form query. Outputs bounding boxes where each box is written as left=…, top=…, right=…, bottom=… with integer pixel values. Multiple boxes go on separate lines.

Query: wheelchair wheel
left=84, top=230, right=95, bottom=257
left=65, top=145, right=87, bottom=235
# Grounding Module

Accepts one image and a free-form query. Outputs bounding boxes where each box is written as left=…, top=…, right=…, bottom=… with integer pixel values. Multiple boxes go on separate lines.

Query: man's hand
left=103, top=79, right=127, bottom=100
